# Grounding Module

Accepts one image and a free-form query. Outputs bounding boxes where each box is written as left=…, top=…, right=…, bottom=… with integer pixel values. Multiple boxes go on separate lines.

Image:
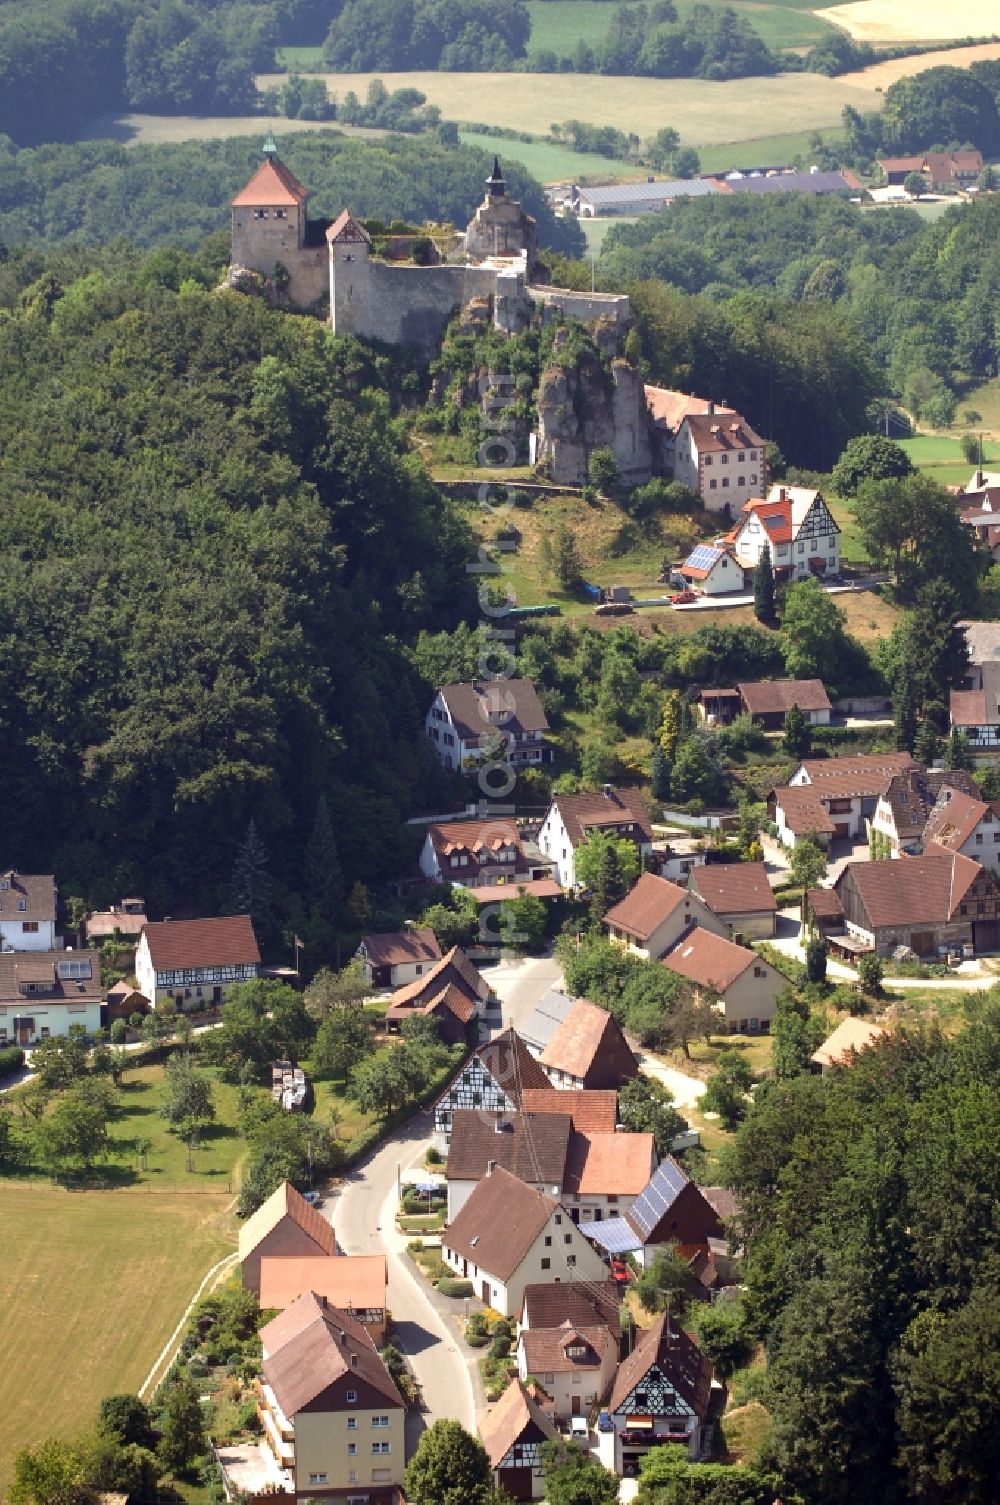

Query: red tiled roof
left=774, top=786, right=836, bottom=836
left=325, top=208, right=371, bottom=244
left=834, top=850, right=982, bottom=928
left=563, top=1131, right=655, bottom=1195
left=799, top=753, right=915, bottom=787
left=644, top=387, right=734, bottom=431
left=238, top=1181, right=336, bottom=1264
left=811, top=1016, right=887, bottom=1068
left=519, top=1088, right=618, bottom=1133
left=738, top=678, right=831, bottom=716
left=443, top=1167, right=559, bottom=1280
left=0, top=949, right=101, bottom=1007
left=520, top=1322, right=618, bottom=1375
left=521, top=1280, right=623, bottom=1336
left=258, top=1254, right=387, bottom=1314
left=738, top=497, right=791, bottom=543
left=603, top=872, right=689, bottom=940
left=232, top=157, right=308, bottom=208
left=141, top=915, right=260, bottom=971
left=261, top=1293, right=402, bottom=1417
left=539, top=998, right=639, bottom=1086
left=806, top=886, right=844, bottom=919
left=464, top=879, right=563, bottom=903
left=444, top=1109, right=573, bottom=1185
left=661, top=927, right=761, bottom=994
left=922, top=788, right=994, bottom=852
left=683, top=411, right=764, bottom=454
left=690, top=862, right=777, bottom=917
left=609, top=1312, right=713, bottom=1418
left=551, top=786, right=653, bottom=850
left=386, top=945, right=489, bottom=1022
left=480, top=1379, right=557, bottom=1470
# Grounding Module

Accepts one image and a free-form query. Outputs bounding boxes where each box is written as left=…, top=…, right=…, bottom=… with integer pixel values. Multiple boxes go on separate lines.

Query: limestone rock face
left=536, top=353, right=653, bottom=487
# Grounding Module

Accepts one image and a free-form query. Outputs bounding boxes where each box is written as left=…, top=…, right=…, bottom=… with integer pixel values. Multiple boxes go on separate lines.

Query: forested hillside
left=599, top=192, right=1000, bottom=430
left=0, top=244, right=473, bottom=940
left=0, top=132, right=584, bottom=257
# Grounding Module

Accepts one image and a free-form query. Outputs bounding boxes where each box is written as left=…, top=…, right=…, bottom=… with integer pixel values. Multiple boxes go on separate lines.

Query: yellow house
left=603, top=872, right=726, bottom=960
left=661, top=925, right=784, bottom=1034
left=257, top=1292, right=405, bottom=1504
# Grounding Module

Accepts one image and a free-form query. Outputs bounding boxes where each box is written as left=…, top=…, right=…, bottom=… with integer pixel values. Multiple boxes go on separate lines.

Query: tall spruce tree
left=304, top=795, right=343, bottom=915
left=230, top=818, right=272, bottom=926
left=894, top=662, right=918, bottom=753
left=650, top=744, right=671, bottom=801
left=753, top=542, right=775, bottom=622
left=945, top=727, right=975, bottom=771
left=914, top=719, right=941, bottom=765
left=783, top=703, right=811, bottom=758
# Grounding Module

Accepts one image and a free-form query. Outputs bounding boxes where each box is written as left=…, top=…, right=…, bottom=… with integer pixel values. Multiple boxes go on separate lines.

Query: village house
left=877, top=150, right=983, bottom=190
left=440, top=1165, right=609, bottom=1316
left=677, top=543, right=745, bottom=596
left=661, top=927, right=784, bottom=1034
left=599, top=1313, right=716, bottom=1473
left=520, top=1278, right=623, bottom=1341
left=355, top=929, right=441, bottom=990
left=432, top=1025, right=551, bottom=1149
left=135, top=914, right=260, bottom=1010
left=518, top=1087, right=619, bottom=1133
left=645, top=389, right=765, bottom=516
left=258, top=1255, right=389, bottom=1345
left=582, top=1158, right=726, bottom=1269
left=688, top=862, right=778, bottom=939
left=773, top=752, right=917, bottom=848
left=83, top=896, right=146, bottom=949
left=239, top=1180, right=338, bottom=1296
left=0, top=870, right=58, bottom=952
left=481, top=1378, right=558, bottom=1501
left=255, top=1292, right=405, bottom=1504
left=519, top=987, right=575, bottom=1057
left=869, top=768, right=979, bottom=855
left=698, top=679, right=831, bottom=728
left=537, top=996, right=640, bottom=1090
left=517, top=1319, right=619, bottom=1425
left=417, top=818, right=559, bottom=904
left=832, top=849, right=1000, bottom=956
left=603, top=871, right=727, bottom=960
left=728, top=485, right=841, bottom=580
left=921, top=786, right=1000, bottom=873
left=384, top=944, right=491, bottom=1045
left=0, top=950, right=102, bottom=1046
left=425, top=679, right=550, bottom=771
left=537, top=786, right=654, bottom=889
left=105, top=979, right=149, bottom=1024
left=811, top=1015, right=889, bottom=1073
left=443, top=1108, right=655, bottom=1224
left=950, top=670, right=1000, bottom=753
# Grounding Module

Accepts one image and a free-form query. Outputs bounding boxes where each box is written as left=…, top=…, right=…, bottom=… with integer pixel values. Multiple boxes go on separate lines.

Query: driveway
left=632, top=1047, right=707, bottom=1109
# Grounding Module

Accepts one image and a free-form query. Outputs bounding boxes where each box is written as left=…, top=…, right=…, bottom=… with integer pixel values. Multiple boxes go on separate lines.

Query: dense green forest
left=0, top=242, right=473, bottom=944
left=723, top=995, right=1000, bottom=1504
left=598, top=191, right=1000, bottom=429
left=0, top=132, right=585, bottom=257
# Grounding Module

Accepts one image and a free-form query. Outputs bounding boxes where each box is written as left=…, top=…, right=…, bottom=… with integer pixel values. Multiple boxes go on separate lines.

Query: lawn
left=459, top=130, right=636, bottom=185
left=274, top=45, right=326, bottom=70
left=899, top=434, right=1000, bottom=490
left=0, top=1184, right=236, bottom=1488
left=106, top=1061, right=245, bottom=1186
left=696, top=127, right=844, bottom=174
left=948, top=379, right=1000, bottom=435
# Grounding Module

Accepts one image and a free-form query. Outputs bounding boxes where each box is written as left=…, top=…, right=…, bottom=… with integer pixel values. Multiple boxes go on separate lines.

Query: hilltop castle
left=229, top=138, right=629, bottom=356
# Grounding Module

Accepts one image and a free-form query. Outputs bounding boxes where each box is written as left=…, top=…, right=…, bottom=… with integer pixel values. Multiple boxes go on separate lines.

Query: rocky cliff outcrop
left=536, top=342, right=653, bottom=487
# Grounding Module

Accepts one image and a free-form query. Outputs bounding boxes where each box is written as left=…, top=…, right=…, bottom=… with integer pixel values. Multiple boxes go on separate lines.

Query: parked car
left=303, top=1190, right=323, bottom=1207
left=610, top=1259, right=632, bottom=1284
left=597, top=1411, right=614, bottom=1433
left=670, top=590, right=696, bottom=605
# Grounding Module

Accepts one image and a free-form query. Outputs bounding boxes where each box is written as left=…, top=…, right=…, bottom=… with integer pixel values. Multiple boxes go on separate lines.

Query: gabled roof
left=960, top=619, right=1000, bottom=664
left=690, top=862, right=777, bottom=917
left=624, top=1158, right=693, bottom=1240
left=238, top=1180, right=336, bottom=1264
left=385, top=945, right=489, bottom=1024
left=480, top=1379, right=558, bottom=1470
left=733, top=485, right=839, bottom=549
left=436, top=679, right=548, bottom=740
left=444, top=1110, right=573, bottom=1187
left=521, top=1279, right=622, bottom=1338
left=609, top=1312, right=713, bottom=1418
left=0, top=871, right=56, bottom=925
left=834, top=850, right=983, bottom=928
left=563, top=1130, right=655, bottom=1196
left=443, top=1166, right=560, bottom=1281
left=0, top=949, right=101, bottom=1007
left=603, top=872, right=689, bottom=941
left=260, top=1293, right=402, bottom=1417
left=661, top=926, right=766, bottom=995
left=141, top=915, right=260, bottom=971
left=539, top=998, right=639, bottom=1087
left=811, top=1016, right=888, bottom=1069
left=797, top=752, right=914, bottom=791
left=326, top=209, right=371, bottom=244
left=548, top=786, right=653, bottom=851
left=520, top=988, right=575, bottom=1053
left=738, top=678, right=831, bottom=716
left=680, top=544, right=735, bottom=580
left=923, top=788, right=996, bottom=853
left=774, top=785, right=837, bottom=836
left=473, top=1026, right=553, bottom=1099
left=519, top=1087, right=618, bottom=1133
left=683, top=412, right=764, bottom=454
left=806, top=886, right=844, bottom=920
left=645, top=387, right=734, bottom=432
left=258, top=1254, right=387, bottom=1314
left=425, top=819, right=526, bottom=865
left=232, top=157, right=308, bottom=208
left=950, top=689, right=991, bottom=727
left=520, top=1321, right=618, bottom=1376
left=359, top=928, right=441, bottom=969
left=877, top=769, right=979, bottom=841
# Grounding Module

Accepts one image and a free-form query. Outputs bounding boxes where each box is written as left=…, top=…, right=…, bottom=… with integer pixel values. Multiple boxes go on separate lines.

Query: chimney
left=707, top=401, right=715, bottom=416
left=603, top=783, right=613, bottom=797
left=488, top=1158, right=498, bottom=1172
left=779, top=487, right=787, bottom=502
left=350, top=1353, right=358, bottom=1369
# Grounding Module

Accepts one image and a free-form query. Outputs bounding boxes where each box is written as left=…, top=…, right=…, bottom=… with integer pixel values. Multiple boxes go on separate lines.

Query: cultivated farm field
left=0, top=1185, right=236, bottom=1487
left=821, top=0, right=1000, bottom=43
left=526, top=0, right=838, bottom=58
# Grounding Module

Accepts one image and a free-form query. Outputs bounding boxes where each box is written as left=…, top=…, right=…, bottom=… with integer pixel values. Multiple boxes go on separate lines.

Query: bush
left=438, top=1278, right=474, bottom=1298
left=425, top=1145, right=442, bottom=1165
left=110, top=1018, right=127, bottom=1044
left=129, top=1011, right=145, bottom=1027
left=466, top=1328, right=490, bottom=1347
left=0, top=1045, right=25, bottom=1079
left=857, top=953, right=884, bottom=994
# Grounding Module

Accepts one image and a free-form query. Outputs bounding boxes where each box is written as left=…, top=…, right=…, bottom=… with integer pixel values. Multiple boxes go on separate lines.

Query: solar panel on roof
left=579, top=1217, right=642, bottom=1254
left=684, top=545, right=721, bottom=572
left=627, top=1160, right=688, bottom=1239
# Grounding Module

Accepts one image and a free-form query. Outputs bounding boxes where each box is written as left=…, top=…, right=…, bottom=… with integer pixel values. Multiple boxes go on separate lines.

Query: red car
left=670, top=590, right=696, bottom=605
left=610, top=1259, right=632, bottom=1283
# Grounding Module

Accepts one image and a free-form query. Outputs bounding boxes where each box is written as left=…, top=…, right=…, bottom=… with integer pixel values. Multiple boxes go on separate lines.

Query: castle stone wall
left=231, top=209, right=328, bottom=309
left=528, top=286, right=630, bottom=334
left=331, top=257, right=500, bottom=356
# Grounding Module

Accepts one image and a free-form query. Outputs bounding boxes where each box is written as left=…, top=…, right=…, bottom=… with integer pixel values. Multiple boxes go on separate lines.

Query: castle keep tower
left=465, top=156, right=540, bottom=275
left=230, top=135, right=327, bottom=307
left=326, top=209, right=373, bottom=340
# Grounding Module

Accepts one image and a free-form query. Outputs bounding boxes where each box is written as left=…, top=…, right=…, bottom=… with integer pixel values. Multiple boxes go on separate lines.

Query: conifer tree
left=304, top=795, right=343, bottom=915
left=753, top=542, right=775, bottom=622
left=783, top=703, right=811, bottom=758
left=659, top=690, right=682, bottom=763
left=945, top=727, right=974, bottom=771
left=914, top=719, right=941, bottom=765
left=650, top=744, right=671, bottom=801
left=230, top=818, right=271, bottom=926
left=894, top=662, right=918, bottom=753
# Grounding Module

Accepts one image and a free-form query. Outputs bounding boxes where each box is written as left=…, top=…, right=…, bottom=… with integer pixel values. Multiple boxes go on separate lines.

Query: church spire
left=486, top=155, right=506, bottom=199
left=262, top=130, right=278, bottom=159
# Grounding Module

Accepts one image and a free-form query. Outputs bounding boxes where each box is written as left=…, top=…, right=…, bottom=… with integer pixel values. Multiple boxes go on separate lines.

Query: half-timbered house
left=727, top=484, right=840, bottom=581
left=431, top=1026, right=551, bottom=1150
left=833, top=850, right=1000, bottom=955
left=481, top=1379, right=559, bottom=1501
left=601, top=1313, right=715, bottom=1472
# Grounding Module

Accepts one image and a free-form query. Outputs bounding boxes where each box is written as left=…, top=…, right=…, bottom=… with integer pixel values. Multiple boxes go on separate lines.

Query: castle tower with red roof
left=230, top=134, right=328, bottom=308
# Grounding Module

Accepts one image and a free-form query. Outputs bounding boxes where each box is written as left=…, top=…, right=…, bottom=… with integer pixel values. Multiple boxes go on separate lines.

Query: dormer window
left=17, top=900, right=25, bottom=911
